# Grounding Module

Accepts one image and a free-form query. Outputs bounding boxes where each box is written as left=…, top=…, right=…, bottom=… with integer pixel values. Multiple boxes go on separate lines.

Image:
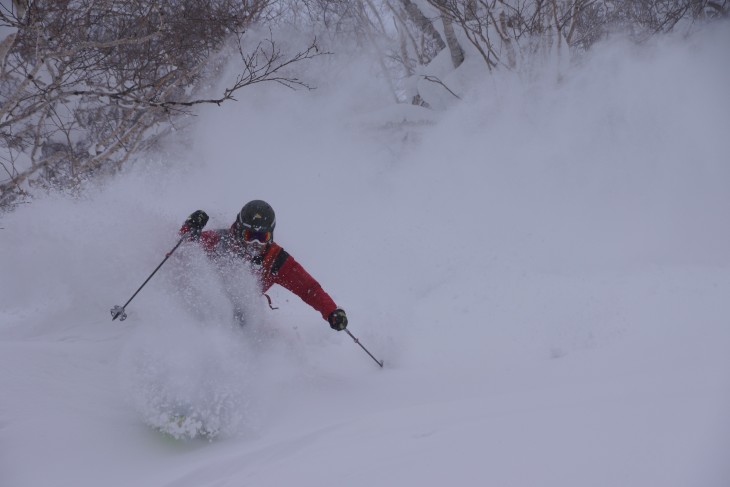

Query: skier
left=179, top=200, right=348, bottom=331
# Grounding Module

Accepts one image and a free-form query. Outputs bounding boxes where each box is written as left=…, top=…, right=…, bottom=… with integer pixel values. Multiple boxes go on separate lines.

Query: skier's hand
left=184, top=210, right=209, bottom=237
left=328, top=308, right=348, bottom=331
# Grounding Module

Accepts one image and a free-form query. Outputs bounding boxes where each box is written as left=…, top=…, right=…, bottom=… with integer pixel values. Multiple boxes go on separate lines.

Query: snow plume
left=116, top=247, right=265, bottom=440
left=117, top=318, right=253, bottom=440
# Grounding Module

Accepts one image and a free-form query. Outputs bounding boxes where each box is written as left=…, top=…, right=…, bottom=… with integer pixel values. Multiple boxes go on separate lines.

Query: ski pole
left=110, top=233, right=189, bottom=321
left=346, top=329, right=384, bottom=368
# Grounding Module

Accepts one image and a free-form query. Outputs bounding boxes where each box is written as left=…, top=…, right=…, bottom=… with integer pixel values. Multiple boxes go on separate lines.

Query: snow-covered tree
left=0, top=0, right=321, bottom=207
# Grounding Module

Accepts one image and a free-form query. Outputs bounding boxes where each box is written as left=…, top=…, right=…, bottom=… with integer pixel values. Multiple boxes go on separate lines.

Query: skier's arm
left=274, top=253, right=339, bottom=322
left=179, top=210, right=219, bottom=252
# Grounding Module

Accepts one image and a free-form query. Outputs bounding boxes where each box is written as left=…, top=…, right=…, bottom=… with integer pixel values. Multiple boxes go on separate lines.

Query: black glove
left=328, top=308, right=348, bottom=331
left=184, top=210, right=209, bottom=236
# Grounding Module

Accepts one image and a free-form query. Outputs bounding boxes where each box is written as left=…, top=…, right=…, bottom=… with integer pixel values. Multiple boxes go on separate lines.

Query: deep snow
left=1, top=24, right=730, bottom=487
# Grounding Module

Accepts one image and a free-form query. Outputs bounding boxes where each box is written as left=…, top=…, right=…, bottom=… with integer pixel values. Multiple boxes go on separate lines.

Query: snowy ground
left=2, top=25, right=730, bottom=487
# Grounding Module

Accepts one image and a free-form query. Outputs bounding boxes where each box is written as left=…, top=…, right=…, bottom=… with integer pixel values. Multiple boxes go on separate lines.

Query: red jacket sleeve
left=179, top=224, right=220, bottom=253
left=273, top=254, right=338, bottom=321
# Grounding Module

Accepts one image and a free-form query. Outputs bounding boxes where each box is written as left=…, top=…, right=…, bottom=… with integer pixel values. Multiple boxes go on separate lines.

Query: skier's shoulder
left=199, top=228, right=227, bottom=250
left=267, top=242, right=291, bottom=276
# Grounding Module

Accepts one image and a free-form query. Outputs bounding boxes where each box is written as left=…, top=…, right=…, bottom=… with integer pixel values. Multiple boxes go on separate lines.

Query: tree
left=424, top=0, right=728, bottom=75
left=0, top=0, right=323, bottom=207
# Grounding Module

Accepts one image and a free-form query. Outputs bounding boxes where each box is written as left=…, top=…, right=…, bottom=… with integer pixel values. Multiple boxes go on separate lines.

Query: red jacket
left=180, top=224, right=337, bottom=321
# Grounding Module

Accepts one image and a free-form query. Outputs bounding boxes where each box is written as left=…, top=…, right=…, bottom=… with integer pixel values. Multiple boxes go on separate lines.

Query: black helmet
left=237, top=200, right=276, bottom=232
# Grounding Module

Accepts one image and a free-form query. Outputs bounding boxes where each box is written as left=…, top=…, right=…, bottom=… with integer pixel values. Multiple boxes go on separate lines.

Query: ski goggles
left=242, top=228, right=272, bottom=244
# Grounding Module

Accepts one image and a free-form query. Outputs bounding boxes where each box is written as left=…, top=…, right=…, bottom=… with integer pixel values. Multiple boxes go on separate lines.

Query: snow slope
left=1, top=25, right=730, bottom=487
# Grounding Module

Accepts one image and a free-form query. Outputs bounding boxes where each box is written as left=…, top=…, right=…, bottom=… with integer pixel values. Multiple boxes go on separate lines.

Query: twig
left=421, top=75, right=462, bottom=100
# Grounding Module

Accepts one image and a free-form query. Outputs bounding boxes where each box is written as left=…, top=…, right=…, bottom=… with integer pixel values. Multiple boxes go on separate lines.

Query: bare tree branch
left=0, top=0, right=324, bottom=207
left=422, top=75, right=462, bottom=99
